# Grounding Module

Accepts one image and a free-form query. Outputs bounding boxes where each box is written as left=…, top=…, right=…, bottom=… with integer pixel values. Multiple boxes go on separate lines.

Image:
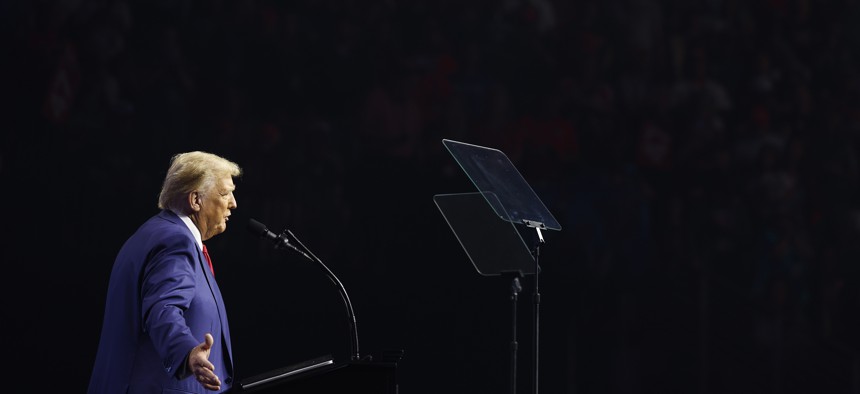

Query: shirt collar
left=173, top=210, right=203, bottom=251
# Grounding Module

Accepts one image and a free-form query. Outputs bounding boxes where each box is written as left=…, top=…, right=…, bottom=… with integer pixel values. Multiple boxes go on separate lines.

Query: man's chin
left=206, top=226, right=227, bottom=240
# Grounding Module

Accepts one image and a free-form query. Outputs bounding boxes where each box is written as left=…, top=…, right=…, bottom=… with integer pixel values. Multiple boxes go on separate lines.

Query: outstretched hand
left=189, top=333, right=222, bottom=391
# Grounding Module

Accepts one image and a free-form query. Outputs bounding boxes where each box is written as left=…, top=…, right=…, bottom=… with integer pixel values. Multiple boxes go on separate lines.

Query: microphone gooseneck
left=248, top=218, right=361, bottom=361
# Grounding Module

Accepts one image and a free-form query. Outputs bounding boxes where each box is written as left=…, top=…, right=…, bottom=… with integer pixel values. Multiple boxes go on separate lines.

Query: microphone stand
left=274, top=229, right=361, bottom=362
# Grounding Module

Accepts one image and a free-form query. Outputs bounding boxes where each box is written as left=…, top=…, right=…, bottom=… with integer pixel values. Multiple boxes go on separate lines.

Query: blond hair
left=158, top=151, right=242, bottom=213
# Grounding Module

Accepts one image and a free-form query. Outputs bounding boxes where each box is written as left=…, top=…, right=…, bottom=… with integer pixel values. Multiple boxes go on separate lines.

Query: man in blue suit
left=89, top=151, right=241, bottom=393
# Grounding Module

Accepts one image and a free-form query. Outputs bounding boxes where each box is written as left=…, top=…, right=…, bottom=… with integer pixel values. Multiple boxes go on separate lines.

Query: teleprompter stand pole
left=505, top=272, right=523, bottom=394
left=525, top=222, right=545, bottom=394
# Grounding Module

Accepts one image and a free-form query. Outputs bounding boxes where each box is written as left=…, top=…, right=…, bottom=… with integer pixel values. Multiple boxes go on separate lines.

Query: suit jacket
left=88, top=210, right=234, bottom=393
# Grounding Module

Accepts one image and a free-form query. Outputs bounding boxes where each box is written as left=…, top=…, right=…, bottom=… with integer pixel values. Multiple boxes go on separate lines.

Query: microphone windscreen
left=247, top=218, right=268, bottom=237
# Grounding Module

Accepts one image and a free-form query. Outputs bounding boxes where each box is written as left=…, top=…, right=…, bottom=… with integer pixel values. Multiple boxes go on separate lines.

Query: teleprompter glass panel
left=434, top=192, right=535, bottom=276
left=442, top=139, right=561, bottom=231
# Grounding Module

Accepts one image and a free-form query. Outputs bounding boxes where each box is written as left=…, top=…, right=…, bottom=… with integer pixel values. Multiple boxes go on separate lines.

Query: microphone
left=247, top=218, right=361, bottom=361
left=248, top=218, right=311, bottom=260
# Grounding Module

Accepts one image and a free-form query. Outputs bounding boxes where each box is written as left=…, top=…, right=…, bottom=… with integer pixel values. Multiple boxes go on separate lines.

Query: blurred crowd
left=6, top=0, right=860, bottom=392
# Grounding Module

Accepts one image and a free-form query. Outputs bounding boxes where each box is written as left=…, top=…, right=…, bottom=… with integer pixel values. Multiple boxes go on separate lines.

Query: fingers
left=196, top=371, right=222, bottom=391
left=191, top=352, right=216, bottom=373
left=202, top=333, right=214, bottom=350
left=193, top=361, right=220, bottom=390
left=193, top=333, right=221, bottom=390
left=195, top=359, right=216, bottom=374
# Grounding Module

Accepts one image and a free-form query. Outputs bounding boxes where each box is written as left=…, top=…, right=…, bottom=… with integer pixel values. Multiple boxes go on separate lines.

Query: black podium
left=237, top=356, right=399, bottom=393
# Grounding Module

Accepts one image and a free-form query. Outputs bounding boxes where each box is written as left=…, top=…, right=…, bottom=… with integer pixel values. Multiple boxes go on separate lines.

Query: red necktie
left=202, top=244, right=215, bottom=276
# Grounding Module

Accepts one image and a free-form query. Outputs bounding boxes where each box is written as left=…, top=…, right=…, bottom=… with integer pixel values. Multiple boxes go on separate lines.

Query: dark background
left=3, top=0, right=860, bottom=393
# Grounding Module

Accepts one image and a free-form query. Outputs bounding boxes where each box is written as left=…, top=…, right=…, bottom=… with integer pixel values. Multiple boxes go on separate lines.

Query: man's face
left=196, top=175, right=237, bottom=240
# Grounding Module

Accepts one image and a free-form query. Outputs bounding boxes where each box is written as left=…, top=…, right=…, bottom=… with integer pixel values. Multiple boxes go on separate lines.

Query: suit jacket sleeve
left=140, top=232, right=201, bottom=377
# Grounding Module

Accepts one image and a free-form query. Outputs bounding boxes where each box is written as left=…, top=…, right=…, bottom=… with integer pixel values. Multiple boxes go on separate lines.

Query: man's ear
left=188, top=191, right=202, bottom=212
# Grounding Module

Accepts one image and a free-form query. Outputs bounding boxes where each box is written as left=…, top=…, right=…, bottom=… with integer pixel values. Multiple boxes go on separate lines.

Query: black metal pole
left=511, top=275, right=522, bottom=394
left=532, top=228, right=544, bottom=394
